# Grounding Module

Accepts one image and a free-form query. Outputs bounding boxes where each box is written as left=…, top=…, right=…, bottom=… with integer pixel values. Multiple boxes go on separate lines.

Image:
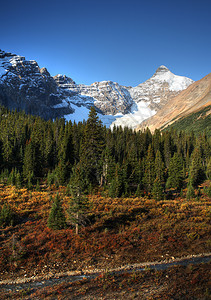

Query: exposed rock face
left=136, top=73, right=211, bottom=132
left=0, top=49, right=196, bottom=127
left=128, top=65, right=194, bottom=111
left=110, top=66, right=194, bottom=128
left=54, top=75, right=134, bottom=115
left=0, top=50, right=73, bottom=119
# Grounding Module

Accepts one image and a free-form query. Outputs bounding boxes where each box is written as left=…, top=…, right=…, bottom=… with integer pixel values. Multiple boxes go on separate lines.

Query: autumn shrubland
left=0, top=105, right=210, bottom=298
left=0, top=182, right=210, bottom=282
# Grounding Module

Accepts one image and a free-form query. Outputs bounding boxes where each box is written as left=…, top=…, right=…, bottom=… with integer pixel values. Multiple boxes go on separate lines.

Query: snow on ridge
left=151, top=66, right=194, bottom=92
left=110, top=101, right=156, bottom=129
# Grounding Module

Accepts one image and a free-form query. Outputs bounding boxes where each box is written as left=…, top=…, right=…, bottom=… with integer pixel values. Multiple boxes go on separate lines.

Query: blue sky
left=1, top=0, right=210, bottom=86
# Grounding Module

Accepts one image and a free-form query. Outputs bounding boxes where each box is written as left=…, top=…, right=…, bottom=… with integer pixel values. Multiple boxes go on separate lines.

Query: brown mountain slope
left=136, top=73, right=211, bottom=132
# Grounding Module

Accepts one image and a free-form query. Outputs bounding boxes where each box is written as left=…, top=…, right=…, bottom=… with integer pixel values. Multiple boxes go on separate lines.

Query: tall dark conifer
left=80, top=107, right=105, bottom=186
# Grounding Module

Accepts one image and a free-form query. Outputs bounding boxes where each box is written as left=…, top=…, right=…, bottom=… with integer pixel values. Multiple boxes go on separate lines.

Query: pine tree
left=152, top=178, right=163, bottom=201
left=80, top=107, right=105, bottom=186
left=154, top=150, right=165, bottom=184
left=23, top=140, right=35, bottom=179
left=47, top=194, right=66, bottom=230
left=68, top=163, right=89, bottom=234
left=143, top=145, right=155, bottom=194
left=188, top=147, right=205, bottom=187
left=206, top=157, right=211, bottom=180
left=186, top=183, right=195, bottom=200
left=166, top=153, right=184, bottom=190
left=0, top=204, right=16, bottom=227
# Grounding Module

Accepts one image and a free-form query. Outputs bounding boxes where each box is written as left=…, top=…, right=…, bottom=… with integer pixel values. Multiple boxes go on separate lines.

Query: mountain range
left=0, top=49, right=210, bottom=130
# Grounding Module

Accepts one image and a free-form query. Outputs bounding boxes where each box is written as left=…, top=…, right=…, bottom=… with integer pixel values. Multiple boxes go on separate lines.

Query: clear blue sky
left=1, top=0, right=210, bottom=86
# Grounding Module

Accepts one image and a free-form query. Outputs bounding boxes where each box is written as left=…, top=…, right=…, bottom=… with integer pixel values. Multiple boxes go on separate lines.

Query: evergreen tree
left=0, top=204, right=16, bottom=227
left=166, top=153, right=184, bottom=190
left=186, top=183, right=195, bottom=200
left=80, top=107, right=105, bottom=186
left=23, top=140, right=35, bottom=179
left=47, top=194, right=66, bottom=230
left=152, top=178, right=163, bottom=201
left=68, top=163, right=89, bottom=234
left=206, top=157, right=211, bottom=180
left=188, top=147, right=205, bottom=187
left=163, top=132, right=173, bottom=168
left=154, top=150, right=165, bottom=184
left=143, top=145, right=155, bottom=194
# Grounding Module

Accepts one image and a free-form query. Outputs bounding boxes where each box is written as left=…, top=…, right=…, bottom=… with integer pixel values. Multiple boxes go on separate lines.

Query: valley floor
left=0, top=183, right=210, bottom=298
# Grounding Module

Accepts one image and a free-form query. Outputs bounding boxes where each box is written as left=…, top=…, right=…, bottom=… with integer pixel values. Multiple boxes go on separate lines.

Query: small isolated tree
left=68, top=163, right=89, bottom=234
left=47, top=193, right=66, bottom=230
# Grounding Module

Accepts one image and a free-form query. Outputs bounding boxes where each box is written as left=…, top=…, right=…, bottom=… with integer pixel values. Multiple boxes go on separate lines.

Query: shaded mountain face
left=0, top=50, right=73, bottom=119
left=0, top=49, right=195, bottom=127
left=136, top=73, right=211, bottom=132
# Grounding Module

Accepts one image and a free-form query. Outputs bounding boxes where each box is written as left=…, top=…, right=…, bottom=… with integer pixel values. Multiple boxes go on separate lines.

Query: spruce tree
left=47, top=194, right=66, bottom=230
left=154, top=150, right=165, bottom=184
left=188, top=147, right=205, bottom=187
left=186, top=183, right=195, bottom=200
left=0, top=204, right=16, bottom=227
left=152, top=178, right=163, bottom=201
left=143, top=145, right=155, bottom=194
left=166, top=153, right=184, bottom=191
left=68, top=163, right=89, bottom=234
left=80, top=107, right=105, bottom=186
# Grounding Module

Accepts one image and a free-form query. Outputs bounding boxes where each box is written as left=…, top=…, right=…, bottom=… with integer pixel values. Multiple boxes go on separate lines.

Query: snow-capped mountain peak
left=150, top=65, right=194, bottom=92
left=0, top=49, right=195, bottom=129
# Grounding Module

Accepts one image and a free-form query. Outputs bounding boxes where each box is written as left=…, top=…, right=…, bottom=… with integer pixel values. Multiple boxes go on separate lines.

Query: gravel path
left=0, top=252, right=210, bottom=293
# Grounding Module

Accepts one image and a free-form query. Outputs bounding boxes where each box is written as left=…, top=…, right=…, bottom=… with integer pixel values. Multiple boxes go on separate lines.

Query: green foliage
left=7, top=168, right=22, bottom=187
left=0, top=204, right=16, bottom=228
left=47, top=194, right=67, bottom=230
left=163, top=105, right=211, bottom=136
left=0, top=105, right=210, bottom=199
left=152, top=178, right=163, bottom=200
left=166, top=153, right=184, bottom=190
left=186, top=183, right=195, bottom=200
left=203, top=186, right=211, bottom=198
left=188, top=147, right=205, bottom=187
left=68, top=163, right=89, bottom=234
left=143, top=145, right=155, bottom=194
left=80, top=107, right=105, bottom=186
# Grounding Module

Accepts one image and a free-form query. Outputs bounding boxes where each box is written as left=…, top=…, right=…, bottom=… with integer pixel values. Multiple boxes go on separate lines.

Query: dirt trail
left=0, top=252, right=210, bottom=293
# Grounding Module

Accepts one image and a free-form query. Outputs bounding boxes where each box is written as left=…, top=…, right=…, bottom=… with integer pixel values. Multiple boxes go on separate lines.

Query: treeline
left=0, top=105, right=210, bottom=199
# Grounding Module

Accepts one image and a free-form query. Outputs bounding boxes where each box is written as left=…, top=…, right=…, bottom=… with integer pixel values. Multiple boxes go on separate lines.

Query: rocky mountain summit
left=136, top=73, right=211, bottom=132
left=54, top=65, right=194, bottom=127
left=0, top=49, right=195, bottom=127
left=0, top=50, right=73, bottom=119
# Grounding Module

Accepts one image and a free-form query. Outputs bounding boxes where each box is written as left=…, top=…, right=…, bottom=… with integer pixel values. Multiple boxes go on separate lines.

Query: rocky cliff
left=0, top=50, right=73, bottom=119
left=0, top=50, right=196, bottom=127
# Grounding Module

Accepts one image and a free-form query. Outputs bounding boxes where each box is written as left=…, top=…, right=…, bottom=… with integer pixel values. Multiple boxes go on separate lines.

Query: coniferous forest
left=0, top=105, right=210, bottom=196
left=0, top=105, right=210, bottom=299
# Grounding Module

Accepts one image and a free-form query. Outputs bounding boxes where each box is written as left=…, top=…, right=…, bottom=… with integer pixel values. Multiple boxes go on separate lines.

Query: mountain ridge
left=0, top=49, right=198, bottom=127
left=136, top=73, right=211, bottom=132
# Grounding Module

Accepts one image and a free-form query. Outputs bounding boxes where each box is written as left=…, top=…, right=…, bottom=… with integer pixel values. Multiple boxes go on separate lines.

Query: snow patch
left=110, top=101, right=156, bottom=129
